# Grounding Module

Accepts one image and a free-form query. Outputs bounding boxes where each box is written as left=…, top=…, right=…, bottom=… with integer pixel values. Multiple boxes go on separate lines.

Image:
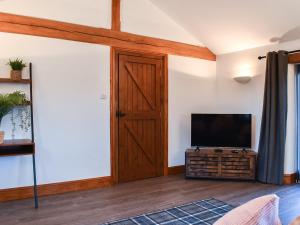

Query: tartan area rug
left=102, top=198, right=234, bottom=225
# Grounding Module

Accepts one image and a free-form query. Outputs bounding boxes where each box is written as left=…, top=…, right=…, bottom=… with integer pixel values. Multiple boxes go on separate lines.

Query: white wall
left=217, top=39, right=300, bottom=174
left=286, top=65, right=297, bottom=174
left=0, top=0, right=217, bottom=189
left=1, top=0, right=297, bottom=189
left=169, top=39, right=299, bottom=170
left=0, top=33, right=111, bottom=189
left=121, top=0, right=203, bottom=46
left=0, top=0, right=111, bottom=28
left=216, top=51, right=266, bottom=151
left=168, top=56, right=216, bottom=166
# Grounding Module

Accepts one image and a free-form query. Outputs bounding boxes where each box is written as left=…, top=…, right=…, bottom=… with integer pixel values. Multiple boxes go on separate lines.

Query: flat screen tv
left=191, top=114, right=251, bottom=148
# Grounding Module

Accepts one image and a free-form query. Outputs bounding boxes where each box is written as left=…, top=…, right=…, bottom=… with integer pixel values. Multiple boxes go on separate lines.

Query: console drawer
left=185, top=149, right=256, bottom=181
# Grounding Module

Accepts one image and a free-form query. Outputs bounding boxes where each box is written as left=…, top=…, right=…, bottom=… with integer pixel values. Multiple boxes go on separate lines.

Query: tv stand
left=185, top=148, right=256, bottom=181
left=214, top=148, right=223, bottom=153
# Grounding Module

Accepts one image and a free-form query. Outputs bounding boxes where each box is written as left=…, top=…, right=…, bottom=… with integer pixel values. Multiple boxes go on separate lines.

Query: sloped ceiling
left=150, top=0, right=300, bottom=55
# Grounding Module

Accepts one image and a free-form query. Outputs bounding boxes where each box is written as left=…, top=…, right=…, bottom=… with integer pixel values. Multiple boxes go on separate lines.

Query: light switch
left=100, top=94, right=107, bottom=100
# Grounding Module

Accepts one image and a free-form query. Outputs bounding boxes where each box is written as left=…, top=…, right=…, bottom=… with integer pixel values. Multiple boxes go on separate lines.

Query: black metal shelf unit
left=0, top=63, right=38, bottom=208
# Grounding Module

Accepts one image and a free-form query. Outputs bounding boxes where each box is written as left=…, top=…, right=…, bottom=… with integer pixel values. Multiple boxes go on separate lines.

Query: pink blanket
left=214, top=194, right=281, bottom=225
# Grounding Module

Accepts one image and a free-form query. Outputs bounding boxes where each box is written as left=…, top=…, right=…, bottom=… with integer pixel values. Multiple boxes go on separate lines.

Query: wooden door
left=117, top=52, right=164, bottom=183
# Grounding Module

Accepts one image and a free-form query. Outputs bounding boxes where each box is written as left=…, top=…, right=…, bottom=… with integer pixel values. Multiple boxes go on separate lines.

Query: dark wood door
left=117, top=53, right=164, bottom=183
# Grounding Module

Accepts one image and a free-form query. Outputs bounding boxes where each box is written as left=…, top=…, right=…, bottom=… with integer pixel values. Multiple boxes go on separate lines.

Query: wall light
left=233, top=64, right=253, bottom=84
left=233, top=76, right=252, bottom=84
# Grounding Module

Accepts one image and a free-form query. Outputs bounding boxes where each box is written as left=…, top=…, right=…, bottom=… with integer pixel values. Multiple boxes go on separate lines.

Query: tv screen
left=191, top=114, right=251, bottom=148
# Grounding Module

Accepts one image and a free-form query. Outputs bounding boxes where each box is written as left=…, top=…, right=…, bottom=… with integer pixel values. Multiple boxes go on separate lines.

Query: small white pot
left=0, top=131, right=4, bottom=144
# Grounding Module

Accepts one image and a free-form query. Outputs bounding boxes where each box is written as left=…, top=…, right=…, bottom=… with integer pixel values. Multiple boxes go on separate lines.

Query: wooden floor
left=0, top=174, right=299, bottom=225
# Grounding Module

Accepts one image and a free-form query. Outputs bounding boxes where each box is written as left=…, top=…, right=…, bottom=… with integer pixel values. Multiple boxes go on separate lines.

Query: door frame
left=110, top=47, right=168, bottom=184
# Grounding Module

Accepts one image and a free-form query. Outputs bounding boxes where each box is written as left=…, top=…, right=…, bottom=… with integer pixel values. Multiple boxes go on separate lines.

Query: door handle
left=120, top=111, right=126, bottom=117
left=116, top=110, right=126, bottom=118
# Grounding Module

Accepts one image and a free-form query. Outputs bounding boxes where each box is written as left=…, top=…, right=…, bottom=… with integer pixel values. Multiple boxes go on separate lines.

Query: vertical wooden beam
left=163, top=55, right=169, bottom=176
left=111, top=0, right=121, bottom=31
left=110, top=47, right=118, bottom=184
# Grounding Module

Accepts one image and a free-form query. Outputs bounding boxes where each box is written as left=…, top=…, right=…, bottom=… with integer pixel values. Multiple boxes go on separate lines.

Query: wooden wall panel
left=168, top=165, right=185, bottom=175
left=0, top=176, right=112, bottom=202
left=1, top=171, right=296, bottom=202
left=163, top=56, right=169, bottom=176
left=168, top=164, right=298, bottom=185
left=289, top=53, right=300, bottom=64
left=0, top=12, right=216, bottom=61
left=110, top=47, right=118, bottom=184
left=283, top=173, right=296, bottom=185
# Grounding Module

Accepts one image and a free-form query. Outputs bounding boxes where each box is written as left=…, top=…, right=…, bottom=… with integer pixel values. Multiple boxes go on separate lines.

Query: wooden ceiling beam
left=0, top=12, right=216, bottom=61
left=288, top=53, right=300, bottom=64
left=111, top=0, right=121, bottom=31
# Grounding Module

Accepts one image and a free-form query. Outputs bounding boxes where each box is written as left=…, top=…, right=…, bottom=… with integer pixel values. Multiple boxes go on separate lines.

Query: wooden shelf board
left=0, top=139, right=35, bottom=157
left=0, top=78, right=30, bottom=84
left=0, top=139, right=34, bottom=146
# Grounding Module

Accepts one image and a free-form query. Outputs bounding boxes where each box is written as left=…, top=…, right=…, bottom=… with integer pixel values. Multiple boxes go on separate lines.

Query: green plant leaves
left=0, top=91, right=29, bottom=126
left=7, top=58, right=26, bottom=71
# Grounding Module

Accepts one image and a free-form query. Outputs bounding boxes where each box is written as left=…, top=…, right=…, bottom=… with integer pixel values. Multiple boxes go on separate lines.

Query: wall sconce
left=233, top=76, right=252, bottom=84
left=233, top=63, right=254, bottom=84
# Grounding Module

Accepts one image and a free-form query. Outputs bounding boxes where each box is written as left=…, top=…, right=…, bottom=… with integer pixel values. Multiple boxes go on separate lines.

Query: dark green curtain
left=257, top=51, right=288, bottom=185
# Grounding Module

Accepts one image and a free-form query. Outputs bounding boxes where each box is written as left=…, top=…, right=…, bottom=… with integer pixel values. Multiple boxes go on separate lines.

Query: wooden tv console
left=185, top=148, right=257, bottom=181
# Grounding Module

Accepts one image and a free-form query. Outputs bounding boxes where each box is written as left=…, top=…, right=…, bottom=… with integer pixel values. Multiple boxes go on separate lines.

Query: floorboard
left=0, top=174, right=299, bottom=225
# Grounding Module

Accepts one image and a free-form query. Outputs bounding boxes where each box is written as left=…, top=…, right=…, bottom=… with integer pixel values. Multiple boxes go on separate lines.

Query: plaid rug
left=102, top=198, right=234, bottom=225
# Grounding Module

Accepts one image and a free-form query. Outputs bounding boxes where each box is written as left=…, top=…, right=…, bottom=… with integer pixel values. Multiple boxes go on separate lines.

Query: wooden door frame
left=110, top=47, right=168, bottom=184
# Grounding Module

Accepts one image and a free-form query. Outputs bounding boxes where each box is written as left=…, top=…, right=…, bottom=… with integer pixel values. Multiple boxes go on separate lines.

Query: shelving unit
left=0, top=63, right=38, bottom=208
left=0, top=78, right=30, bottom=84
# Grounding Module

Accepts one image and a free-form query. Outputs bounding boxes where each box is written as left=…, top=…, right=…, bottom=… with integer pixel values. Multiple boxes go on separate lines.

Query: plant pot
left=10, top=70, right=22, bottom=81
left=0, top=131, right=4, bottom=144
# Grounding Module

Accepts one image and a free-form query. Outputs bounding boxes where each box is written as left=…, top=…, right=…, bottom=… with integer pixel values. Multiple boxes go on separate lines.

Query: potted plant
left=7, top=58, right=27, bottom=81
left=0, top=91, right=29, bottom=143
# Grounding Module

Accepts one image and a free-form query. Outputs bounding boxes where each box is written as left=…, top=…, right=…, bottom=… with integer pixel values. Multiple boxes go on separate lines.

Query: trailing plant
left=7, top=58, right=27, bottom=71
left=0, top=95, right=13, bottom=126
left=10, top=107, right=31, bottom=139
left=0, top=91, right=29, bottom=126
left=17, top=106, right=31, bottom=132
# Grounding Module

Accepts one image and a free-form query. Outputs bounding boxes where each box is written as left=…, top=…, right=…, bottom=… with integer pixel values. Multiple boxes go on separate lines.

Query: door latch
left=116, top=110, right=126, bottom=118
